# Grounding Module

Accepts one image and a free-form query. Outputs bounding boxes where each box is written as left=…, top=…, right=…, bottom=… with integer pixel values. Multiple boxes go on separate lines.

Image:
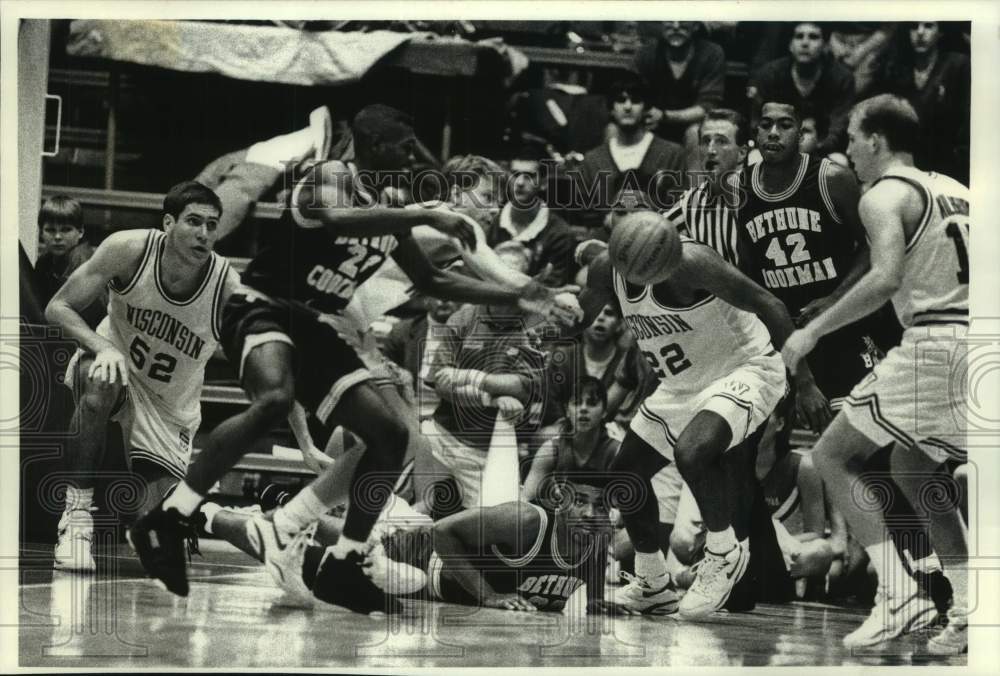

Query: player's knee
left=251, top=386, right=294, bottom=423
left=674, top=438, right=717, bottom=480
left=358, top=412, right=409, bottom=459
left=78, top=378, right=120, bottom=416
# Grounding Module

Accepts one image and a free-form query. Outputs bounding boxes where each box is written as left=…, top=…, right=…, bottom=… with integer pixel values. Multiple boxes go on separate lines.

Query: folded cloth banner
left=67, top=20, right=422, bottom=85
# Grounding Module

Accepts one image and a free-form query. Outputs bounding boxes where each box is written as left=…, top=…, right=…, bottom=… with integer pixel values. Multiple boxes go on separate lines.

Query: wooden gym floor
left=18, top=541, right=965, bottom=668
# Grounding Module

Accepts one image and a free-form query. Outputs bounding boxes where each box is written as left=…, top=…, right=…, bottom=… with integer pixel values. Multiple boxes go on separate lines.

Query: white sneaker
left=618, top=571, right=680, bottom=615
left=678, top=543, right=749, bottom=620
left=843, top=586, right=938, bottom=648
left=363, top=541, right=427, bottom=596
left=246, top=515, right=317, bottom=608
left=924, top=609, right=968, bottom=656
left=53, top=509, right=96, bottom=573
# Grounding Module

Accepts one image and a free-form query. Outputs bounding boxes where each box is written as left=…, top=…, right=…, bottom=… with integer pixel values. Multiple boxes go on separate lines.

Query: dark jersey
left=241, top=160, right=398, bottom=315
left=430, top=503, right=608, bottom=612
left=738, top=154, right=857, bottom=316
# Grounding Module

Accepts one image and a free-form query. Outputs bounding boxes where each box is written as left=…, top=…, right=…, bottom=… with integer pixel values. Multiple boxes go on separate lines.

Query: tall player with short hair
left=572, top=211, right=827, bottom=619
left=128, top=105, right=573, bottom=614
left=783, top=94, right=969, bottom=655
left=45, top=181, right=238, bottom=571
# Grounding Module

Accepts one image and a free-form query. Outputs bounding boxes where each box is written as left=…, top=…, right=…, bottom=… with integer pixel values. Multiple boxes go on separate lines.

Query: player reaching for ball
left=570, top=210, right=827, bottom=619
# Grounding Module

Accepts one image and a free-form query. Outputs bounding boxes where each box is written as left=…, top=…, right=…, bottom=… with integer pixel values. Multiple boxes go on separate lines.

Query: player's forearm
left=419, top=268, right=520, bottom=306
left=826, top=246, right=871, bottom=303
left=432, top=528, right=499, bottom=603
left=44, top=299, right=115, bottom=355
left=460, top=246, right=532, bottom=288
left=664, top=104, right=707, bottom=125
left=314, top=205, right=440, bottom=238
left=756, top=296, right=820, bottom=386
left=807, top=271, right=898, bottom=339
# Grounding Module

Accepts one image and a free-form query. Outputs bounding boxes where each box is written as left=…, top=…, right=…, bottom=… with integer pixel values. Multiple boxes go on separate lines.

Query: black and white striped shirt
left=663, top=181, right=741, bottom=266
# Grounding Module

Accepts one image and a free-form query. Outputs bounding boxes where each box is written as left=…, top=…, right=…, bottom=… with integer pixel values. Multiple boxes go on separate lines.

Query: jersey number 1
left=129, top=336, right=177, bottom=383
left=945, top=220, right=969, bottom=285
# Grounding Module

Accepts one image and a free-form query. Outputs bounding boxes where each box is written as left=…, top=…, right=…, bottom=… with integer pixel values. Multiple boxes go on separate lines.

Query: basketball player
left=782, top=94, right=969, bottom=655
left=44, top=182, right=237, bottom=572
left=572, top=211, right=828, bottom=619
left=743, top=99, right=951, bottom=613
left=739, top=100, right=887, bottom=420
left=200, top=477, right=623, bottom=615
left=128, top=105, right=574, bottom=613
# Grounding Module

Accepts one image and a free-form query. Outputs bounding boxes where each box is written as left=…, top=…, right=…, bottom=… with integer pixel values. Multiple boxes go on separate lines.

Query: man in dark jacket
left=578, top=77, right=687, bottom=225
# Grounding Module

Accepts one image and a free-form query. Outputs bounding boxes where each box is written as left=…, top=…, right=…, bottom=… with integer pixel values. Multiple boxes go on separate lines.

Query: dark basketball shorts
left=220, top=291, right=371, bottom=423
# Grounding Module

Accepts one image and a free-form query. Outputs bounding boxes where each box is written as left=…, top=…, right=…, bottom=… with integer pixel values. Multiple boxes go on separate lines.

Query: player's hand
left=517, top=267, right=581, bottom=326
left=644, top=106, right=664, bottom=129
left=431, top=209, right=478, bottom=251
left=493, top=395, right=525, bottom=422
left=483, top=592, right=538, bottom=612
left=88, top=346, right=129, bottom=386
left=796, top=295, right=835, bottom=327
left=574, top=239, right=608, bottom=267
left=587, top=599, right=638, bottom=616
left=794, top=378, right=834, bottom=433
left=781, top=327, right=818, bottom=375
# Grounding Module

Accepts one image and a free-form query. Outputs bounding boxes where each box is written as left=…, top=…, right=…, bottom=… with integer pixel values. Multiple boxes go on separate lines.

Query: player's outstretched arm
left=563, top=251, right=617, bottom=337
left=433, top=501, right=542, bottom=612
left=685, top=245, right=833, bottom=431
left=296, top=163, right=477, bottom=249
left=45, top=230, right=149, bottom=385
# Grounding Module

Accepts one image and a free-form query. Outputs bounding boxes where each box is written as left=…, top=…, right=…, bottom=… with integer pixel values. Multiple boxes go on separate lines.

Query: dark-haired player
left=46, top=182, right=239, bottom=572
left=783, top=94, right=969, bottom=655
left=200, top=477, right=623, bottom=615
left=571, top=212, right=827, bottom=619
left=128, top=104, right=575, bottom=614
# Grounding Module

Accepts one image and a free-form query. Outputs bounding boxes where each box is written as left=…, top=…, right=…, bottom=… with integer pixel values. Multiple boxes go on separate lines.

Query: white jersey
left=874, top=167, right=969, bottom=329
left=101, top=229, right=229, bottom=425
left=612, top=243, right=775, bottom=394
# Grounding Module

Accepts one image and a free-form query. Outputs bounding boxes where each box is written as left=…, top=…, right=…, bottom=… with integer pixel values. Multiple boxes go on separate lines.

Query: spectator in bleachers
left=522, top=377, right=620, bottom=502
left=33, top=195, right=104, bottom=327
left=748, top=23, right=855, bottom=157
left=878, top=22, right=970, bottom=184
left=577, top=77, right=686, bottom=227
left=382, top=297, right=461, bottom=422
left=423, top=244, right=549, bottom=512
left=828, top=22, right=896, bottom=99
left=547, top=302, right=629, bottom=405
left=633, top=21, right=726, bottom=166
left=486, top=145, right=577, bottom=286
left=799, top=115, right=850, bottom=168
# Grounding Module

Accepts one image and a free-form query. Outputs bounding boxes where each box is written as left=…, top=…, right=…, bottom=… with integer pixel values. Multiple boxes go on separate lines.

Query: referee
left=662, top=108, right=749, bottom=266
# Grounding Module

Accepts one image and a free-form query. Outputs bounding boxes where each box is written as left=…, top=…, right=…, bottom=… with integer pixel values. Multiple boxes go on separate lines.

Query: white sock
left=65, top=487, right=93, bottom=513
left=910, top=551, right=943, bottom=574
left=245, top=128, right=314, bottom=170
left=273, top=485, right=326, bottom=537
left=162, top=481, right=203, bottom=517
left=199, top=502, right=223, bottom=535
left=865, top=540, right=916, bottom=597
left=328, top=535, right=367, bottom=560
left=635, top=550, right=668, bottom=581
left=706, top=526, right=737, bottom=555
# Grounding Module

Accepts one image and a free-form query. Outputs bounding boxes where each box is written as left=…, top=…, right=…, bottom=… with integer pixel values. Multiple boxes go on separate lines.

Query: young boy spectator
left=33, top=195, right=104, bottom=327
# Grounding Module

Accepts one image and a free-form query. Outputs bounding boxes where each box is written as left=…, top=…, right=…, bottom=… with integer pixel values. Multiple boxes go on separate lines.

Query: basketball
left=607, top=210, right=682, bottom=285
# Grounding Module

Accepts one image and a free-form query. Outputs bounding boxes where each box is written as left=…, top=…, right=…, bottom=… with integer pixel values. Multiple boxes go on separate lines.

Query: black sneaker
left=914, top=570, right=954, bottom=620
left=312, top=549, right=403, bottom=615
left=128, top=502, right=198, bottom=597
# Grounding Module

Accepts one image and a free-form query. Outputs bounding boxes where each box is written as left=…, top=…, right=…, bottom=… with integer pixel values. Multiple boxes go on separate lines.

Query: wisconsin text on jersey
left=123, top=303, right=207, bottom=360
left=623, top=313, right=695, bottom=340
left=743, top=207, right=837, bottom=290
